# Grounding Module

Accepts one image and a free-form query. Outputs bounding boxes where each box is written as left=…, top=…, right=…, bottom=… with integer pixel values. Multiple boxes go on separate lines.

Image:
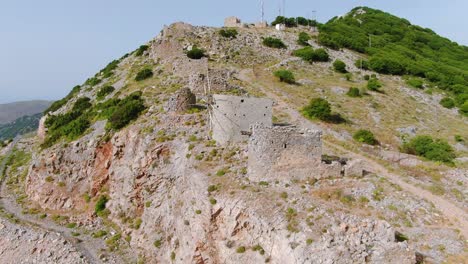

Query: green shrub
left=135, top=69, right=153, bottom=81
left=95, top=195, right=109, bottom=214
left=367, top=78, right=382, bottom=91
left=219, top=29, right=238, bottom=38
left=353, top=130, right=377, bottom=145
left=236, top=246, right=246, bottom=253
left=154, top=239, right=162, bottom=248
left=100, top=60, right=120, bottom=78
left=454, top=135, right=464, bottom=142
left=92, top=230, right=108, bottom=238
left=187, top=47, right=205, bottom=59
left=298, top=32, right=311, bottom=46
left=108, top=92, right=146, bottom=130
left=274, top=70, right=295, bottom=84
left=263, top=37, right=287, bottom=49
left=346, top=87, right=361, bottom=97
left=293, top=47, right=329, bottom=62
left=85, top=77, right=101, bottom=87
left=439, top=97, right=455, bottom=109
left=406, top=78, right=424, bottom=89
left=135, top=45, right=149, bottom=56
left=302, top=98, right=331, bottom=121
left=72, top=97, right=92, bottom=113
left=311, top=48, right=330, bottom=62
left=402, top=135, right=455, bottom=162
left=460, top=101, right=468, bottom=115
left=97, top=86, right=115, bottom=100
left=333, top=60, right=347, bottom=73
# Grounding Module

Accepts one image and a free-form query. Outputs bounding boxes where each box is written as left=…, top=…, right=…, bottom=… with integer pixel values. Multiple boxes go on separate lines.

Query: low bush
left=263, top=37, right=287, bottom=49
left=274, top=70, right=295, bottom=84
left=302, top=98, right=331, bottom=121
left=135, top=45, right=149, bottom=56
left=439, top=97, right=455, bottom=109
left=96, top=86, right=115, bottom=100
left=72, top=97, right=92, bottom=113
left=293, top=47, right=329, bottom=62
left=333, top=59, right=347, bottom=73
left=219, top=29, right=238, bottom=38
left=406, top=78, right=424, bottom=89
left=402, top=135, right=455, bottom=162
left=353, top=130, right=377, bottom=145
left=85, top=77, right=101, bottom=87
left=135, top=69, right=153, bottom=81
left=187, top=47, right=205, bottom=59
left=100, top=60, right=120, bottom=78
left=346, top=87, right=361, bottom=97
left=367, top=78, right=382, bottom=91
left=460, top=101, right=468, bottom=115
left=108, top=92, right=146, bottom=130
left=95, top=195, right=109, bottom=215
left=297, top=32, right=311, bottom=46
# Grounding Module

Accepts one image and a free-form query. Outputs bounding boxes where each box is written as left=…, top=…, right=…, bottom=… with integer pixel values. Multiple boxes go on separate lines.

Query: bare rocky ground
left=0, top=22, right=466, bottom=263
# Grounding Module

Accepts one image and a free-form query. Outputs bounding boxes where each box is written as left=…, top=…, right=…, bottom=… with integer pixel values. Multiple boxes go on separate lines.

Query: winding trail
left=0, top=138, right=123, bottom=264
left=246, top=70, right=468, bottom=240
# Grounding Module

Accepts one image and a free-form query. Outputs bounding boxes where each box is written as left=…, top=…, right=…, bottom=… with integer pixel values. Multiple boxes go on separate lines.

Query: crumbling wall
left=188, top=69, right=238, bottom=94
left=248, top=124, right=322, bottom=181
left=224, top=17, right=243, bottom=28
left=211, top=95, right=272, bottom=145
left=165, top=88, right=196, bottom=113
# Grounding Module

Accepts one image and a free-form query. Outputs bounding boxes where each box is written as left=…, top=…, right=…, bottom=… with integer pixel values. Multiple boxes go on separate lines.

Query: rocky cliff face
left=17, top=21, right=467, bottom=263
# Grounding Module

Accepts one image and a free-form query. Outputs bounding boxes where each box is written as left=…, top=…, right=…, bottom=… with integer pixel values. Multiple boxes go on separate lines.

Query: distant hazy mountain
left=0, top=113, right=43, bottom=140
left=0, top=100, right=51, bottom=124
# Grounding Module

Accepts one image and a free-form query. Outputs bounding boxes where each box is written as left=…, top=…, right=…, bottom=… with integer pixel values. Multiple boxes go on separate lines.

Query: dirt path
left=247, top=71, right=468, bottom=240
left=0, top=138, right=124, bottom=264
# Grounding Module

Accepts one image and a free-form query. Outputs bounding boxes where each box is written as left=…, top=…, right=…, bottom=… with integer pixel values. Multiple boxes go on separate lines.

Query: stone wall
left=211, top=95, right=272, bottom=145
left=165, top=88, right=196, bottom=113
left=248, top=124, right=323, bottom=181
left=224, top=17, right=243, bottom=28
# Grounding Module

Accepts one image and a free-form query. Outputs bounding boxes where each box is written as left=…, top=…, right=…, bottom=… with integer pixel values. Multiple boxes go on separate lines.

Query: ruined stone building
left=224, top=17, right=243, bottom=28
left=165, top=88, right=196, bottom=113
left=211, top=94, right=273, bottom=145
left=248, top=124, right=323, bottom=181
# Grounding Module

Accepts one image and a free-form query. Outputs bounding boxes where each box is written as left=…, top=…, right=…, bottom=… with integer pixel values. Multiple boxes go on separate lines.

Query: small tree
left=402, top=135, right=455, bottom=162
left=96, top=86, right=115, bottom=100
left=353, top=130, right=377, bottom=145
left=263, top=37, right=287, bottom=49
left=298, top=32, right=311, bottom=46
left=135, top=45, right=149, bottom=56
left=274, top=70, right=295, bottom=84
left=367, top=78, right=382, bottom=91
left=302, top=98, right=331, bottom=121
left=439, top=97, right=455, bottom=109
left=135, top=69, right=153, bottom=81
left=333, top=60, right=347, bottom=73
left=311, top=48, right=329, bottom=62
left=187, top=47, right=205, bottom=59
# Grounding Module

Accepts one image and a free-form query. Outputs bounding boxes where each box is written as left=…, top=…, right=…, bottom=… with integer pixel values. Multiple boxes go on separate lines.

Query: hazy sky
left=1, top=0, right=467, bottom=103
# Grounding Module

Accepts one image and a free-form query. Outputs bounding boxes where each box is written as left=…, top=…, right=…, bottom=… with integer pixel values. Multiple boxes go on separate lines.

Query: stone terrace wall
left=248, top=124, right=322, bottom=181
left=211, top=95, right=273, bottom=145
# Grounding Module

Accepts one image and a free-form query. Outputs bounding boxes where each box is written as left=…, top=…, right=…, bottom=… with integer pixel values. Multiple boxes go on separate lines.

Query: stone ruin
left=248, top=124, right=365, bottom=182
left=211, top=94, right=273, bottom=145
left=208, top=94, right=364, bottom=181
left=224, top=17, right=243, bottom=28
left=165, top=88, right=196, bottom=113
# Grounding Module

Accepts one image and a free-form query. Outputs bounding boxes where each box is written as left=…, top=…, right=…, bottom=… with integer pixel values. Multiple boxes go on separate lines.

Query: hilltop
left=0, top=7, right=466, bottom=264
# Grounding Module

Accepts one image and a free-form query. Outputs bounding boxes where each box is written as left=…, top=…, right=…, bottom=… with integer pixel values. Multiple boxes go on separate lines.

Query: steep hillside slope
left=1, top=8, right=467, bottom=264
left=0, top=100, right=51, bottom=124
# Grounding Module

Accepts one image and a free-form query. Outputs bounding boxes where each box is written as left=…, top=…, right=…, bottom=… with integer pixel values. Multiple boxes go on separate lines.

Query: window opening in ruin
left=241, top=99, right=244, bottom=103
left=283, top=144, right=287, bottom=148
